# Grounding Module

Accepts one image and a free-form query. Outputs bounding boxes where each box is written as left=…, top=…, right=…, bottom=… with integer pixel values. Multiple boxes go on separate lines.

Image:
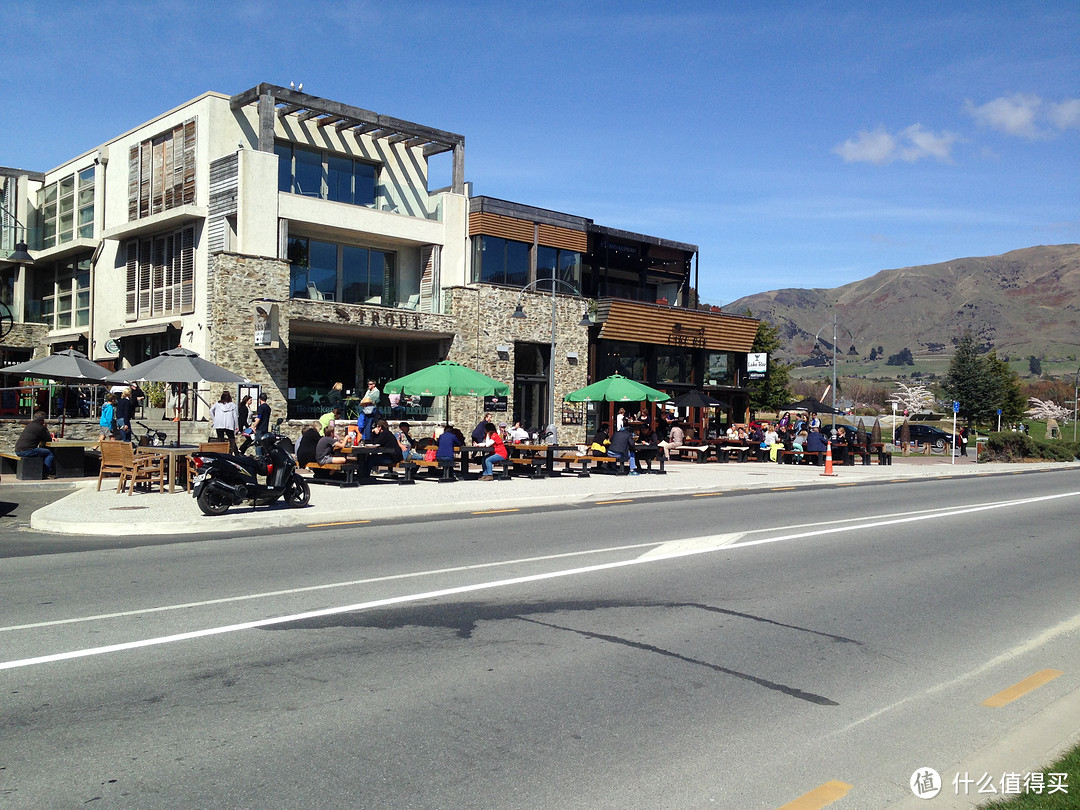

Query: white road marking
left=3, top=490, right=1077, bottom=671
left=638, top=533, right=745, bottom=559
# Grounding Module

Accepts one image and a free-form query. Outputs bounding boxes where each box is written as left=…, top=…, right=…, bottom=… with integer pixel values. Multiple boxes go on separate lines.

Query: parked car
left=905, top=423, right=956, bottom=450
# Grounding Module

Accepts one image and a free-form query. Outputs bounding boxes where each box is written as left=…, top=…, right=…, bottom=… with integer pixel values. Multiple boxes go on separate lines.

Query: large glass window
left=536, top=246, right=582, bottom=292
left=289, top=236, right=396, bottom=305
left=656, top=349, right=694, bottom=384
left=29, top=255, right=92, bottom=329
left=36, top=170, right=93, bottom=249
left=604, top=341, right=646, bottom=380
left=277, top=141, right=377, bottom=206
left=706, top=352, right=734, bottom=385
left=472, top=235, right=529, bottom=287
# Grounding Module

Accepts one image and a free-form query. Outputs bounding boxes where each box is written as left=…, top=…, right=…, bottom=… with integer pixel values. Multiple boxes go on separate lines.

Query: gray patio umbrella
left=104, top=347, right=249, bottom=444
left=2, top=348, right=112, bottom=382
left=2, top=349, right=113, bottom=436
left=784, top=397, right=845, bottom=415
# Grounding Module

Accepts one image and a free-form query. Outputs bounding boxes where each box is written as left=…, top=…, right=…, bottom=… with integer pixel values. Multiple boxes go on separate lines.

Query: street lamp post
left=1073, top=365, right=1079, bottom=443
left=510, top=278, right=590, bottom=444
left=814, top=313, right=852, bottom=433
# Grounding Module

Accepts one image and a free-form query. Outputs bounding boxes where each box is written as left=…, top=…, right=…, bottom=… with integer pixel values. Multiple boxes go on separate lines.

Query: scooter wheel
left=197, top=485, right=232, bottom=516
left=285, top=476, right=311, bottom=508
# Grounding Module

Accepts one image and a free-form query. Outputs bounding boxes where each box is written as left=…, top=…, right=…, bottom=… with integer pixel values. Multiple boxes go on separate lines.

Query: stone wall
left=445, top=285, right=590, bottom=444
left=1, top=322, right=50, bottom=357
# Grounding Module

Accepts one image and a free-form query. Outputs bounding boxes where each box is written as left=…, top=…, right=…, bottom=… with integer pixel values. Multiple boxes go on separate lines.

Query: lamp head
left=9, top=240, right=34, bottom=265
left=510, top=304, right=525, bottom=319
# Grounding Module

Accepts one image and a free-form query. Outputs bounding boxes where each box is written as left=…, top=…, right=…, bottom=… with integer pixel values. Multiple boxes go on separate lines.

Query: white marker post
left=952, top=401, right=959, bottom=465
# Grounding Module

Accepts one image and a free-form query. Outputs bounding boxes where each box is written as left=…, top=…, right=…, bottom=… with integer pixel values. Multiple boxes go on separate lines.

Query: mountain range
left=724, top=244, right=1080, bottom=368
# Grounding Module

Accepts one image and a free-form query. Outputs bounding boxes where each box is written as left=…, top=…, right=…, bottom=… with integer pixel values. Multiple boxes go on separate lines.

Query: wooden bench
left=671, top=445, right=710, bottom=463
left=508, top=456, right=547, bottom=478
left=776, top=449, right=824, bottom=465
left=714, top=445, right=750, bottom=463
left=552, top=454, right=593, bottom=477
left=402, top=458, right=458, bottom=482
left=0, top=451, right=43, bottom=480
left=305, top=461, right=360, bottom=487
left=851, top=447, right=893, bottom=465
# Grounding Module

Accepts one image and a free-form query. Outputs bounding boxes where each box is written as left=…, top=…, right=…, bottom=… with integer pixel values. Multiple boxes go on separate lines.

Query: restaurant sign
left=747, top=352, right=768, bottom=381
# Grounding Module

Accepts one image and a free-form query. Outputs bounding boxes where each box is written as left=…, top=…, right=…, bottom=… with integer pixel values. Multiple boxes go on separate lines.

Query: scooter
left=189, top=420, right=310, bottom=516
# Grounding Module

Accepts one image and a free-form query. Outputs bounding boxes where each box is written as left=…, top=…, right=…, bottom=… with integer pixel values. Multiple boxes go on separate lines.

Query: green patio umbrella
left=383, top=361, right=509, bottom=397
left=564, top=373, right=670, bottom=403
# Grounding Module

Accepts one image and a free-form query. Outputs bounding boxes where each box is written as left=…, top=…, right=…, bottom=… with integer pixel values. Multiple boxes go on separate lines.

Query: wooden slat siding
left=181, top=119, right=197, bottom=205
left=128, top=145, right=140, bottom=221
left=537, top=223, right=587, bottom=252
left=419, top=245, right=438, bottom=312
left=180, top=226, right=195, bottom=313
left=596, top=300, right=759, bottom=352
left=208, top=154, right=239, bottom=254
left=125, top=241, right=138, bottom=319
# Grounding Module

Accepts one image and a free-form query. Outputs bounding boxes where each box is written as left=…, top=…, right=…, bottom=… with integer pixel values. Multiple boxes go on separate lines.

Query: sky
left=3, top=1, right=1077, bottom=306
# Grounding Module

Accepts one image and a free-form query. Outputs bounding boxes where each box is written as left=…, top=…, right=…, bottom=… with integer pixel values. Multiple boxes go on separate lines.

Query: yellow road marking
left=982, top=669, right=1063, bottom=707
left=835, top=482, right=858, bottom=486
left=307, top=520, right=371, bottom=527
left=772, top=487, right=796, bottom=491
left=595, top=499, right=633, bottom=505
left=779, top=780, right=853, bottom=809
left=471, top=508, right=521, bottom=515
left=692, top=491, right=725, bottom=497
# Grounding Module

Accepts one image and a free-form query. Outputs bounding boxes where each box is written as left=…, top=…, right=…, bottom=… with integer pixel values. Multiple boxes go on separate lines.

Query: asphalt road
left=3, top=470, right=1079, bottom=808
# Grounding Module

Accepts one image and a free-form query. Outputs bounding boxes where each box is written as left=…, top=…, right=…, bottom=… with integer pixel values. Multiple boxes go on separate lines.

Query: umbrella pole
left=60, top=383, right=68, bottom=438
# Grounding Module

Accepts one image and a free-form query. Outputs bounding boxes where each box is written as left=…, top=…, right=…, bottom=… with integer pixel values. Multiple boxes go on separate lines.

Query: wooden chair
left=183, top=442, right=230, bottom=491
left=97, top=441, right=166, bottom=495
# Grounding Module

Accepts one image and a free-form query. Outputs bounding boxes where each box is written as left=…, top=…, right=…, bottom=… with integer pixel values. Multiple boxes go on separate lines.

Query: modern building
left=1, top=83, right=758, bottom=442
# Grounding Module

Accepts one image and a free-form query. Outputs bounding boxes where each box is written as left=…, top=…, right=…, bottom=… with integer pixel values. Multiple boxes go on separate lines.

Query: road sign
left=953, top=401, right=960, bottom=413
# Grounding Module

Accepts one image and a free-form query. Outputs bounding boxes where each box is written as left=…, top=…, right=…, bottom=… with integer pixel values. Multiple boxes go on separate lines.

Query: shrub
left=982, top=432, right=1078, bottom=462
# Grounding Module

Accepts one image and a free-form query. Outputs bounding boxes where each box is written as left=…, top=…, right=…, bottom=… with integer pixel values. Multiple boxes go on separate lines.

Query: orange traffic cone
left=820, top=441, right=837, bottom=477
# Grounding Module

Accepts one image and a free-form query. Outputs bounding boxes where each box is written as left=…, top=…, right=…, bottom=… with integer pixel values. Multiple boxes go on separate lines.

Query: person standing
left=959, top=426, right=969, bottom=457
left=472, top=412, right=492, bottom=444
left=242, top=393, right=271, bottom=456
left=359, top=379, right=380, bottom=441
left=14, top=411, right=54, bottom=478
left=99, top=394, right=117, bottom=441
left=114, top=388, right=134, bottom=442
left=210, top=390, right=240, bottom=453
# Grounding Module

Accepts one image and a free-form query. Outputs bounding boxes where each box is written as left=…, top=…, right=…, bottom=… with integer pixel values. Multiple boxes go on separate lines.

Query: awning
left=595, top=300, right=758, bottom=352
left=42, top=331, right=89, bottom=344
left=109, top=321, right=181, bottom=339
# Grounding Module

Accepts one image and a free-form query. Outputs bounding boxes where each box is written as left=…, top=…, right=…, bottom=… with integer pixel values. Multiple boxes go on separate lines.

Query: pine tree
left=745, top=313, right=793, bottom=415
left=941, top=333, right=1017, bottom=425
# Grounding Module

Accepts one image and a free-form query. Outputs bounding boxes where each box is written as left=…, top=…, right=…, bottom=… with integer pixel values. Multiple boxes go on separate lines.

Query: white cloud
left=833, top=124, right=958, bottom=165
left=964, top=94, right=1080, bottom=138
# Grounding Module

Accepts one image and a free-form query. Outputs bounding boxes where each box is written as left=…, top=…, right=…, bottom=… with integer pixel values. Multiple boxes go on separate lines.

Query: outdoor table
left=457, top=445, right=493, bottom=477
left=348, top=445, right=397, bottom=481
left=710, top=440, right=751, bottom=463
left=136, top=444, right=196, bottom=493
left=46, top=440, right=100, bottom=478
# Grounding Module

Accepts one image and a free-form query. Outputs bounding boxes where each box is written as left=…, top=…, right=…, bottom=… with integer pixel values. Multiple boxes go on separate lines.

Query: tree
left=1028, top=355, right=1042, bottom=376
left=886, top=347, right=914, bottom=366
left=941, top=334, right=1022, bottom=426
left=889, top=381, right=935, bottom=414
left=745, top=313, right=793, bottom=415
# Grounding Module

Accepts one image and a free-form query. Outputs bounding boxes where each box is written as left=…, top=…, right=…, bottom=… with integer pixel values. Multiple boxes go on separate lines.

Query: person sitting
left=637, top=422, right=658, bottom=445
left=315, top=425, right=348, bottom=465
left=658, top=422, right=684, bottom=460
left=14, top=411, right=54, bottom=478
left=319, top=407, right=341, bottom=432
left=506, top=420, right=530, bottom=443
left=806, top=427, right=828, bottom=456
left=361, top=419, right=402, bottom=476
left=479, top=422, right=508, bottom=481
left=589, top=423, right=610, bottom=457
left=606, top=425, right=639, bottom=475
left=792, top=429, right=808, bottom=462
left=395, top=422, right=425, bottom=461
left=725, top=424, right=740, bottom=440
left=435, top=424, right=463, bottom=463
left=295, top=422, right=322, bottom=468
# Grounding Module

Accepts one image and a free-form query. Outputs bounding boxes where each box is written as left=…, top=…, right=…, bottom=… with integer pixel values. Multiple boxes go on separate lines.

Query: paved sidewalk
left=22, top=456, right=1077, bottom=537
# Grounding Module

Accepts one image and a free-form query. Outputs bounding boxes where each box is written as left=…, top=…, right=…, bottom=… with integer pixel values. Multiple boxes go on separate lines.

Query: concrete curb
left=26, top=460, right=1080, bottom=537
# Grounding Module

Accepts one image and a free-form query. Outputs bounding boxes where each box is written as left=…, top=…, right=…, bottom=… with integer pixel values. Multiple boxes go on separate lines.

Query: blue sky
left=4, top=1, right=1077, bottom=305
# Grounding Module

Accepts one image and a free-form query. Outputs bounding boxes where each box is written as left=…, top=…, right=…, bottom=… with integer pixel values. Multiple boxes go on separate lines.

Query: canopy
left=103, top=347, right=249, bottom=444
left=672, top=390, right=731, bottom=410
left=565, top=373, right=670, bottom=403
left=783, top=397, right=844, bottom=415
left=103, top=347, right=248, bottom=385
left=383, top=361, right=509, bottom=397
left=2, top=348, right=111, bottom=382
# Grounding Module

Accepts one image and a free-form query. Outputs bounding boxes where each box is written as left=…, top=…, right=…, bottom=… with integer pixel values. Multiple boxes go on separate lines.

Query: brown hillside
left=726, top=245, right=1080, bottom=364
